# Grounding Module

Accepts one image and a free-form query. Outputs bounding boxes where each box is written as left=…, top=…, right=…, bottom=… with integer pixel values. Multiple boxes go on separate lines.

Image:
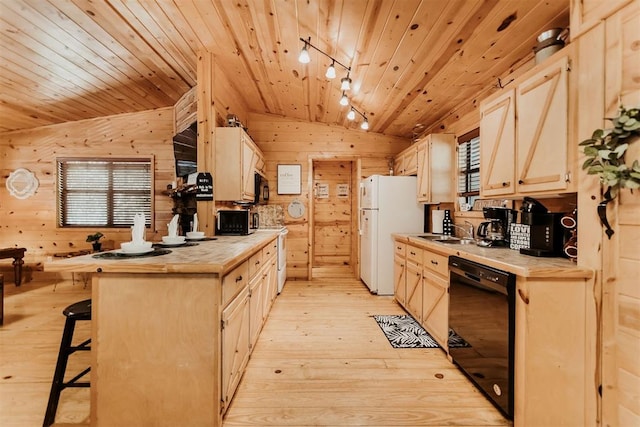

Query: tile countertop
left=44, top=230, right=280, bottom=275
left=393, top=233, right=593, bottom=280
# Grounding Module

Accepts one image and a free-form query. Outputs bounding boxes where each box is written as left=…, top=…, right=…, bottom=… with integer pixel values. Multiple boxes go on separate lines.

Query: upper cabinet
left=416, top=134, right=456, bottom=203
left=480, top=48, right=575, bottom=198
left=570, top=0, right=634, bottom=39
left=393, top=145, right=418, bottom=176
left=215, top=127, right=264, bottom=202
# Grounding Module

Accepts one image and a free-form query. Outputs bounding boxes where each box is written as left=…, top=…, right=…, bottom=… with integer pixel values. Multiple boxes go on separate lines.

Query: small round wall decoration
left=6, top=168, right=39, bottom=199
left=287, top=199, right=305, bottom=219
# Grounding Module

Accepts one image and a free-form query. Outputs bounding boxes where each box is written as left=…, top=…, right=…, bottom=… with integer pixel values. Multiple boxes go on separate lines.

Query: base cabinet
left=421, top=270, right=448, bottom=349
left=514, top=276, right=590, bottom=427
left=220, top=237, right=278, bottom=414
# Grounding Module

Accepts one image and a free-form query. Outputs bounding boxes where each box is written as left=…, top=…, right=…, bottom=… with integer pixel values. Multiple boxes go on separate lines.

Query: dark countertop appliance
left=216, top=209, right=259, bottom=235
left=448, top=256, right=515, bottom=419
left=477, top=207, right=517, bottom=247
left=515, top=197, right=567, bottom=257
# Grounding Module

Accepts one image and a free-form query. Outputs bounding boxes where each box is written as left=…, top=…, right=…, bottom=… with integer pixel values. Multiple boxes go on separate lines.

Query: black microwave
left=216, top=209, right=259, bottom=235
left=255, top=173, right=269, bottom=205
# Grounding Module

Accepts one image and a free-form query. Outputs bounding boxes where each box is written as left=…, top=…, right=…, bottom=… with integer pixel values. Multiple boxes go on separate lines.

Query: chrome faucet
left=451, top=221, right=474, bottom=240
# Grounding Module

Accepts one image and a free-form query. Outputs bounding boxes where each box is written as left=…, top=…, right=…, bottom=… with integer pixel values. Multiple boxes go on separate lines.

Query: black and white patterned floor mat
left=373, top=315, right=471, bottom=349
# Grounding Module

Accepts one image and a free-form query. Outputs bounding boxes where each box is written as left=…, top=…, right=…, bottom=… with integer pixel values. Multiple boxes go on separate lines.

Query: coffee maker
left=477, top=207, right=518, bottom=246
left=515, top=197, right=567, bottom=257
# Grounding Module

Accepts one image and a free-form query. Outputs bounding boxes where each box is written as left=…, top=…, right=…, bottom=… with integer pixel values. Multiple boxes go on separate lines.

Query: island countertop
left=44, top=230, right=280, bottom=275
left=393, top=233, right=593, bottom=279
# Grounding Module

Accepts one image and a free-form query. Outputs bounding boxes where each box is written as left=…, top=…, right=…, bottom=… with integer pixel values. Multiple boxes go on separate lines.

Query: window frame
left=56, top=156, right=155, bottom=229
left=456, top=128, right=480, bottom=205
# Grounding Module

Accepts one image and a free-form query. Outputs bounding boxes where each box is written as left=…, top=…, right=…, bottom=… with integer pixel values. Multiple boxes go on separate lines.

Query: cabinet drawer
left=262, top=239, right=277, bottom=262
left=249, top=250, right=263, bottom=278
left=406, top=245, right=423, bottom=265
left=423, top=250, right=448, bottom=277
left=222, top=261, right=249, bottom=306
left=394, top=242, right=406, bottom=257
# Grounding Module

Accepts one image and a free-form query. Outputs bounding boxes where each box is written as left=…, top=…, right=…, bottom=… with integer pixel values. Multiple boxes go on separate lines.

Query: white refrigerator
left=359, top=175, right=425, bottom=295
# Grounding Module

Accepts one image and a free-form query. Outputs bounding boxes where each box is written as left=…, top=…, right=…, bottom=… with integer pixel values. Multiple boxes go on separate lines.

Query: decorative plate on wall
left=6, top=168, right=39, bottom=199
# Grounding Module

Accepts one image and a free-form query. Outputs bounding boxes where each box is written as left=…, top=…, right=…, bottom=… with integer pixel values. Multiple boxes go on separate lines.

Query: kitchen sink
left=415, top=235, right=475, bottom=245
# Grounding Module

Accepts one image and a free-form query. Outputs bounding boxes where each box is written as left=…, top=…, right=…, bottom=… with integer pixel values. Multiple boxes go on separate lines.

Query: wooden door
left=480, top=89, right=516, bottom=197
left=516, top=54, right=570, bottom=194
left=312, top=160, right=355, bottom=273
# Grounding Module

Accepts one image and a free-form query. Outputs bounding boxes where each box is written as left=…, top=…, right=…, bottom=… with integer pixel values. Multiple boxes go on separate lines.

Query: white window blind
left=457, top=130, right=480, bottom=204
left=57, top=158, right=152, bottom=227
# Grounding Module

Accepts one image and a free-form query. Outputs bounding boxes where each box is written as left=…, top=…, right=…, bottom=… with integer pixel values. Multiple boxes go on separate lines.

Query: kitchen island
left=44, top=231, right=280, bottom=427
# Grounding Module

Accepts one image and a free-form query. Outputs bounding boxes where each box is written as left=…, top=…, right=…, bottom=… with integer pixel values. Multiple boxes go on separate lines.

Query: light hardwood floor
left=0, top=275, right=509, bottom=427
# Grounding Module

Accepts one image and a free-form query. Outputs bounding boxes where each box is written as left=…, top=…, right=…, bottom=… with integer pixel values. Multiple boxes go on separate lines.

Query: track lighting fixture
left=298, top=37, right=370, bottom=129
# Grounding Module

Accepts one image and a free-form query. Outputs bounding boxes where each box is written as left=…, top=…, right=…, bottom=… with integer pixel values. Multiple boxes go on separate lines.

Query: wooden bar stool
left=43, top=299, right=91, bottom=427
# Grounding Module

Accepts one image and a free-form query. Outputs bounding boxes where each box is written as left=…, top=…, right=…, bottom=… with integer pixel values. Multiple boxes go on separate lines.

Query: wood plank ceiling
left=0, top=0, right=569, bottom=138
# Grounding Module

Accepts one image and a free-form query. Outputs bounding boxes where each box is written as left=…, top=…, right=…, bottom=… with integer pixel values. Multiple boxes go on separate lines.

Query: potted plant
left=580, top=105, right=640, bottom=237
left=86, top=232, right=105, bottom=252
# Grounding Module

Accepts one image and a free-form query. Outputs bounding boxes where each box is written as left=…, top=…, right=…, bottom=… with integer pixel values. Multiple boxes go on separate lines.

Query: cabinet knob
left=502, top=182, right=508, bottom=187
left=518, top=180, right=524, bottom=185
left=431, top=260, right=438, bottom=265
left=235, top=275, right=243, bottom=282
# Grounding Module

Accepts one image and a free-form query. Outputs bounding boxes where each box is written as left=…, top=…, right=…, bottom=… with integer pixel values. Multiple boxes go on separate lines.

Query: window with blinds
left=457, top=129, right=480, bottom=205
left=57, top=158, right=152, bottom=227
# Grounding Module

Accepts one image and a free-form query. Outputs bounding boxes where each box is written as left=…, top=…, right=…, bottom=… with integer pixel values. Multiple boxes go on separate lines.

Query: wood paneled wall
left=0, top=108, right=176, bottom=279
left=248, top=112, right=410, bottom=279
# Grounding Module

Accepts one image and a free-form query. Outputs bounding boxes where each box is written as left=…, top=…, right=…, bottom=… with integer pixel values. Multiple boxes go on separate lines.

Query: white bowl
left=120, top=241, right=153, bottom=254
left=162, top=236, right=186, bottom=245
left=186, top=231, right=205, bottom=239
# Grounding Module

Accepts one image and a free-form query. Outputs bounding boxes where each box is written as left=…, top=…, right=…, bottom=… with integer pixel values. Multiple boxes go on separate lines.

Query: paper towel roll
left=432, top=210, right=445, bottom=234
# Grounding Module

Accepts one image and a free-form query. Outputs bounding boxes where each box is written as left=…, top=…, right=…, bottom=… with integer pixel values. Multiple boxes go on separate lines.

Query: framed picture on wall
left=277, top=164, right=302, bottom=195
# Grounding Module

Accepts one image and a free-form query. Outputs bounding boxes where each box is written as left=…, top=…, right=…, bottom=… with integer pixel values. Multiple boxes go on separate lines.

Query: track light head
left=339, top=92, right=349, bottom=106
left=298, top=43, right=310, bottom=64
left=340, top=76, right=352, bottom=91
left=325, top=61, right=336, bottom=79
left=361, top=119, right=369, bottom=130
left=347, top=108, right=356, bottom=120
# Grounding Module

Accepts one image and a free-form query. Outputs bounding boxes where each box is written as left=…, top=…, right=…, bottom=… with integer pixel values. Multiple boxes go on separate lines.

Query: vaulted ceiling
left=0, top=0, right=569, bottom=138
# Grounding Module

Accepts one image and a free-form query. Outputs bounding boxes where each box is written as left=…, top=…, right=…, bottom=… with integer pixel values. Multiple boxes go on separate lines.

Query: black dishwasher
left=448, top=256, right=515, bottom=419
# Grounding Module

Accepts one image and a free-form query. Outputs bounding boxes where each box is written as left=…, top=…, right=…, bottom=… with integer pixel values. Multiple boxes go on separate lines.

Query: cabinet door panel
left=242, top=139, right=257, bottom=199
left=516, top=56, right=569, bottom=193
left=393, top=254, right=407, bottom=307
left=406, top=261, right=423, bottom=322
left=480, top=89, right=516, bottom=196
left=221, top=287, right=250, bottom=408
left=422, top=271, right=449, bottom=349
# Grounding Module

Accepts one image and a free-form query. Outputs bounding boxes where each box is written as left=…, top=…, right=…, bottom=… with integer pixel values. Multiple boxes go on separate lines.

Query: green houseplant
left=580, top=105, right=640, bottom=238
left=86, top=232, right=105, bottom=252
left=580, top=105, right=640, bottom=199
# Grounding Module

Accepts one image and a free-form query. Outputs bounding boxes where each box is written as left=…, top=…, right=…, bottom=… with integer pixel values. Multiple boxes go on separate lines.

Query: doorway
left=310, top=159, right=360, bottom=279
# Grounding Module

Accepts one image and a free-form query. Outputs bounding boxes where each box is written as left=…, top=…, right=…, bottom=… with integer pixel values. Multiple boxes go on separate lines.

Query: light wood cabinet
left=405, top=244, right=423, bottom=322
left=480, top=48, right=575, bottom=197
left=393, top=144, right=418, bottom=176
left=570, top=0, right=634, bottom=39
left=421, top=250, right=449, bottom=349
left=393, top=242, right=407, bottom=306
left=221, top=285, right=250, bottom=407
left=416, top=134, right=456, bottom=203
left=514, top=276, right=590, bottom=427
left=221, top=237, right=278, bottom=413
left=215, top=127, right=264, bottom=202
